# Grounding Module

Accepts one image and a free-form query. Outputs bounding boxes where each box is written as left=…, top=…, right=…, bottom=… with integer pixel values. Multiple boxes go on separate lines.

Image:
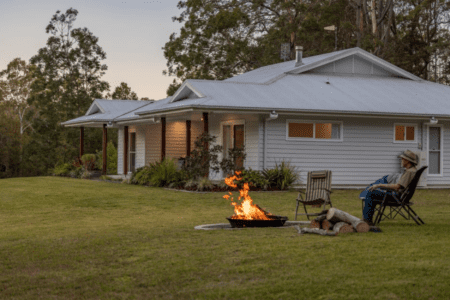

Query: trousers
left=362, top=189, right=398, bottom=221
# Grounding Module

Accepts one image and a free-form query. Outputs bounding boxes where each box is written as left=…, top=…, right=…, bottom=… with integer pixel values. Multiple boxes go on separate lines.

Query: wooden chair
left=373, top=166, right=427, bottom=226
left=295, top=170, right=332, bottom=220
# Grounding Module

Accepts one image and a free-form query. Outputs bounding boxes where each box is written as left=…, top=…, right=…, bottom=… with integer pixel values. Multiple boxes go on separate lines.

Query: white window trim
left=286, top=119, right=343, bottom=142
left=427, top=124, right=444, bottom=177
left=393, top=123, right=418, bottom=143
left=218, top=119, right=246, bottom=178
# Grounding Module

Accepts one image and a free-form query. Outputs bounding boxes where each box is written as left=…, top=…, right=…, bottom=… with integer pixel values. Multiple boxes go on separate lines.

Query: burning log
left=326, top=208, right=370, bottom=233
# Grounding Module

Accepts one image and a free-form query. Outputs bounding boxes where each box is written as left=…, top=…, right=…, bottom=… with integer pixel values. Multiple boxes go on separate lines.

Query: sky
left=0, top=0, right=184, bottom=100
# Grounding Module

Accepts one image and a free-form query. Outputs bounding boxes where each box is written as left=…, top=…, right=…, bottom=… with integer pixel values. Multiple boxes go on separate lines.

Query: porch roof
left=61, top=99, right=153, bottom=127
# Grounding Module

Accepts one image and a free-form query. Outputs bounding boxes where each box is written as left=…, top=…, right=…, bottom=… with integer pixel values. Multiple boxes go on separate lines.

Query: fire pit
left=226, top=215, right=288, bottom=228
left=223, top=171, right=288, bottom=228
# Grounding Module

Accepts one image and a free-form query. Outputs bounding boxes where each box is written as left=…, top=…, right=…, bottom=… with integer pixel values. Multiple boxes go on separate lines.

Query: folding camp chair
left=373, top=166, right=427, bottom=226
left=295, top=170, right=332, bottom=220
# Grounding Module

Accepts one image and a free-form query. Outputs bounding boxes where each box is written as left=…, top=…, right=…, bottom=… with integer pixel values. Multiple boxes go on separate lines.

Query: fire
left=223, top=171, right=271, bottom=220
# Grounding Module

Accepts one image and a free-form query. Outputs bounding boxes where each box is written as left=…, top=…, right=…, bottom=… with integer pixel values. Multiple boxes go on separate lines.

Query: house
left=62, top=47, right=450, bottom=188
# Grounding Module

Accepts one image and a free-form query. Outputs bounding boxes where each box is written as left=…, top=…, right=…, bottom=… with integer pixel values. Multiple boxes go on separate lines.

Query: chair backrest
left=400, top=166, right=428, bottom=203
left=305, top=170, right=332, bottom=201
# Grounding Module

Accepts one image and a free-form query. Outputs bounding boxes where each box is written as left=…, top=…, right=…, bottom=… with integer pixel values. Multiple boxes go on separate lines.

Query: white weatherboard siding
left=264, top=115, right=446, bottom=186
left=135, top=126, right=146, bottom=169
left=117, top=127, right=124, bottom=175
left=209, top=114, right=260, bottom=180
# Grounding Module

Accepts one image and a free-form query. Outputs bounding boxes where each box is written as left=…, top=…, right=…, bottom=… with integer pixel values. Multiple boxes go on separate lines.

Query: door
left=129, top=132, right=136, bottom=173
left=428, top=126, right=442, bottom=175
left=222, top=123, right=245, bottom=170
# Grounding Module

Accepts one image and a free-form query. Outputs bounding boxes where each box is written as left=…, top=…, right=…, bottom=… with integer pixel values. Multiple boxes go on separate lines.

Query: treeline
left=2, top=2, right=450, bottom=178
left=0, top=9, right=149, bottom=178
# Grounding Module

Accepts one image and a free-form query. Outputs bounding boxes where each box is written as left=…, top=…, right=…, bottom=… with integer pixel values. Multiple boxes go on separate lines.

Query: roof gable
left=85, top=100, right=105, bottom=115
left=288, top=48, right=423, bottom=81
left=170, top=81, right=205, bottom=103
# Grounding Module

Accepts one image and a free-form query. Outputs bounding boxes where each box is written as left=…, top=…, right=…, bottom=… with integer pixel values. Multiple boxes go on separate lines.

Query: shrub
left=131, top=166, right=154, bottom=186
left=183, top=133, right=222, bottom=180
left=69, top=166, right=84, bottom=179
left=220, top=145, right=247, bottom=177
left=81, top=154, right=96, bottom=171
left=95, top=141, right=118, bottom=175
left=262, top=160, right=300, bottom=190
left=53, top=163, right=75, bottom=176
left=131, top=159, right=186, bottom=187
left=235, top=168, right=269, bottom=190
left=196, top=177, right=214, bottom=191
left=150, top=158, right=185, bottom=187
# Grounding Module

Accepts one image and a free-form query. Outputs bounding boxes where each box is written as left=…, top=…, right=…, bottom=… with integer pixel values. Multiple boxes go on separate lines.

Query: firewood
left=321, top=219, right=335, bottom=231
left=309, top=215, right=327, bottom=229
left=309, top=219, right=321, bottom=229
left=295, top=226, right=336, bottom=236
left=326, top=208, right=370, bottom=233
left=333, top=222, right=355, bottom=234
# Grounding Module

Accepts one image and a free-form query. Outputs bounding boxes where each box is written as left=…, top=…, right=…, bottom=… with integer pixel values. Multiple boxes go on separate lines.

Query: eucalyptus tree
left=109, top=82, right=139, bottom=100
left=28, top=8, right=109, bottom=174
left=0, top=58, right=37, bottom=176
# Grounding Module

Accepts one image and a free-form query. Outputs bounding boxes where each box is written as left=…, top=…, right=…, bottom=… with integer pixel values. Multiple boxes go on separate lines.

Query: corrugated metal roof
left=224, top=48, right=350, bottom=84
left=136, top=74, right=450, bottom=117
left=62, top=99, right=152, bottom=125
left=63, top=47, right=450, bottom=127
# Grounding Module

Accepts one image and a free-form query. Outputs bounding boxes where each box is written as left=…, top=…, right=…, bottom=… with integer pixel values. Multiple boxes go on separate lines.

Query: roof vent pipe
left=295, top=46, right=303, bottom=67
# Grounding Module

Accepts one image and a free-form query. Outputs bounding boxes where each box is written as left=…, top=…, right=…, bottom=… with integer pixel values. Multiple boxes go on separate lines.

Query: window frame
left=286, top=119, right=343, bottom=142
left=427, top=124, right=444, bottom=177
left=393, top=123, right=418, bottom=143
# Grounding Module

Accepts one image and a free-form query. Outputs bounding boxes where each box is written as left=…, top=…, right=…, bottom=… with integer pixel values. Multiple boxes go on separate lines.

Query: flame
left=222, top=171, right=271, bottom=220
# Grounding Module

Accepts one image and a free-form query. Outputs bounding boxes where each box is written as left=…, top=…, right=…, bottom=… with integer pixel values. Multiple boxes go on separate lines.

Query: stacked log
left=299, top=208, right=372, bottom=236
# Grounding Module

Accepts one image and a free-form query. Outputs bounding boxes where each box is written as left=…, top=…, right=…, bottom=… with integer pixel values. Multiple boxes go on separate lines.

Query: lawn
left=0, top=177, right=449, bottom=299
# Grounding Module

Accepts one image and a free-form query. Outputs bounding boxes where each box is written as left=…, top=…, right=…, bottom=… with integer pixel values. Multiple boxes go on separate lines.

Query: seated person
left=362, top=150, right=418, bottom=226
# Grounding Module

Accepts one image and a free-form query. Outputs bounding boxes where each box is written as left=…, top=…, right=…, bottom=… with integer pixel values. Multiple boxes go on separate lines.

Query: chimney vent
left=295, top=46, right=303, bottom=67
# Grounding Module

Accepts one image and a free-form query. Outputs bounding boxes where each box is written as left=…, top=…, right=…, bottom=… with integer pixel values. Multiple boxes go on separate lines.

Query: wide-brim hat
left=399, top=149, right=418, bottom=165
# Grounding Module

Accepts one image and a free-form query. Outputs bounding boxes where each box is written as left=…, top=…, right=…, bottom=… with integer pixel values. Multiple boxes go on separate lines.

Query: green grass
left=1, top=177, right=449, bottom=299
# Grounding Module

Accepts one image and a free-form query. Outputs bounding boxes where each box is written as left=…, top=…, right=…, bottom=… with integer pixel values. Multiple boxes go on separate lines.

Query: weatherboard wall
left=262, top=115, right=450, bottom=187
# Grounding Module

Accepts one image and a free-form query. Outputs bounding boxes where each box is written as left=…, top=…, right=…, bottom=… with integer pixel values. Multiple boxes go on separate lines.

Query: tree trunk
left=309, top=214, right=327, bottom=229
left=326, top=208, right=370, bottom=233
left=296, top=226, right=337, bottom=236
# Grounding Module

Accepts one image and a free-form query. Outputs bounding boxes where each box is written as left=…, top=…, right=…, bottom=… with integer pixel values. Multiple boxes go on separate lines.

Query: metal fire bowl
left=226, top=215, right=288, bottom=228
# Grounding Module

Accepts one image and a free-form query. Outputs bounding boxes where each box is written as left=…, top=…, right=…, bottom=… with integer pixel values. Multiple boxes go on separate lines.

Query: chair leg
left=303, top=203, right=310, bottom=220
left=374, top=204, right=386, bottom=225
left=295, top=201, right=300, bottom=221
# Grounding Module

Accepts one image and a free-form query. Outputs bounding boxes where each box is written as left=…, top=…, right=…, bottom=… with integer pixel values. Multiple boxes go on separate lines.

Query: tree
left=109, top=82, right=139, bottom=100
left=164, top=0, right=450, bottom=95
left=0, top=58, right=36, bottom=176
left=163, top=0, right=358, bottom=96
left=28, top=8, right=110, bottom=175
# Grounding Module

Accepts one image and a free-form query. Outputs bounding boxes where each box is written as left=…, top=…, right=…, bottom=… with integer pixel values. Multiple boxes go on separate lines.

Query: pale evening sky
left=0, top=0, right=184, bottom=100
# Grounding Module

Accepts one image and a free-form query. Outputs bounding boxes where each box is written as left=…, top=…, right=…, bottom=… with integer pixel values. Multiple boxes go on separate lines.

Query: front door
left=428, top=126, right=442, bottom=175
left=222, top=123, right=245, bottom=171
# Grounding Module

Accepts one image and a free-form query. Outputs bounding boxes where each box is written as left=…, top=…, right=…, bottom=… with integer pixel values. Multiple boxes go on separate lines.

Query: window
left=394, top=124, right=417, bottom=143
left=220, top=120, right=245, bottom=169
left=129, top=132, right=136, bottom=173
left=287, top=120, right=342, bottom=141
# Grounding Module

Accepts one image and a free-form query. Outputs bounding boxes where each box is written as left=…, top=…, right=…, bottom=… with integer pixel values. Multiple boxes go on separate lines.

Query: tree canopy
left=27, top=8, right=110, bottom=175
left=109, top=82, right=139, bottom=100
left=163, top=0, right=450, bottom=95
